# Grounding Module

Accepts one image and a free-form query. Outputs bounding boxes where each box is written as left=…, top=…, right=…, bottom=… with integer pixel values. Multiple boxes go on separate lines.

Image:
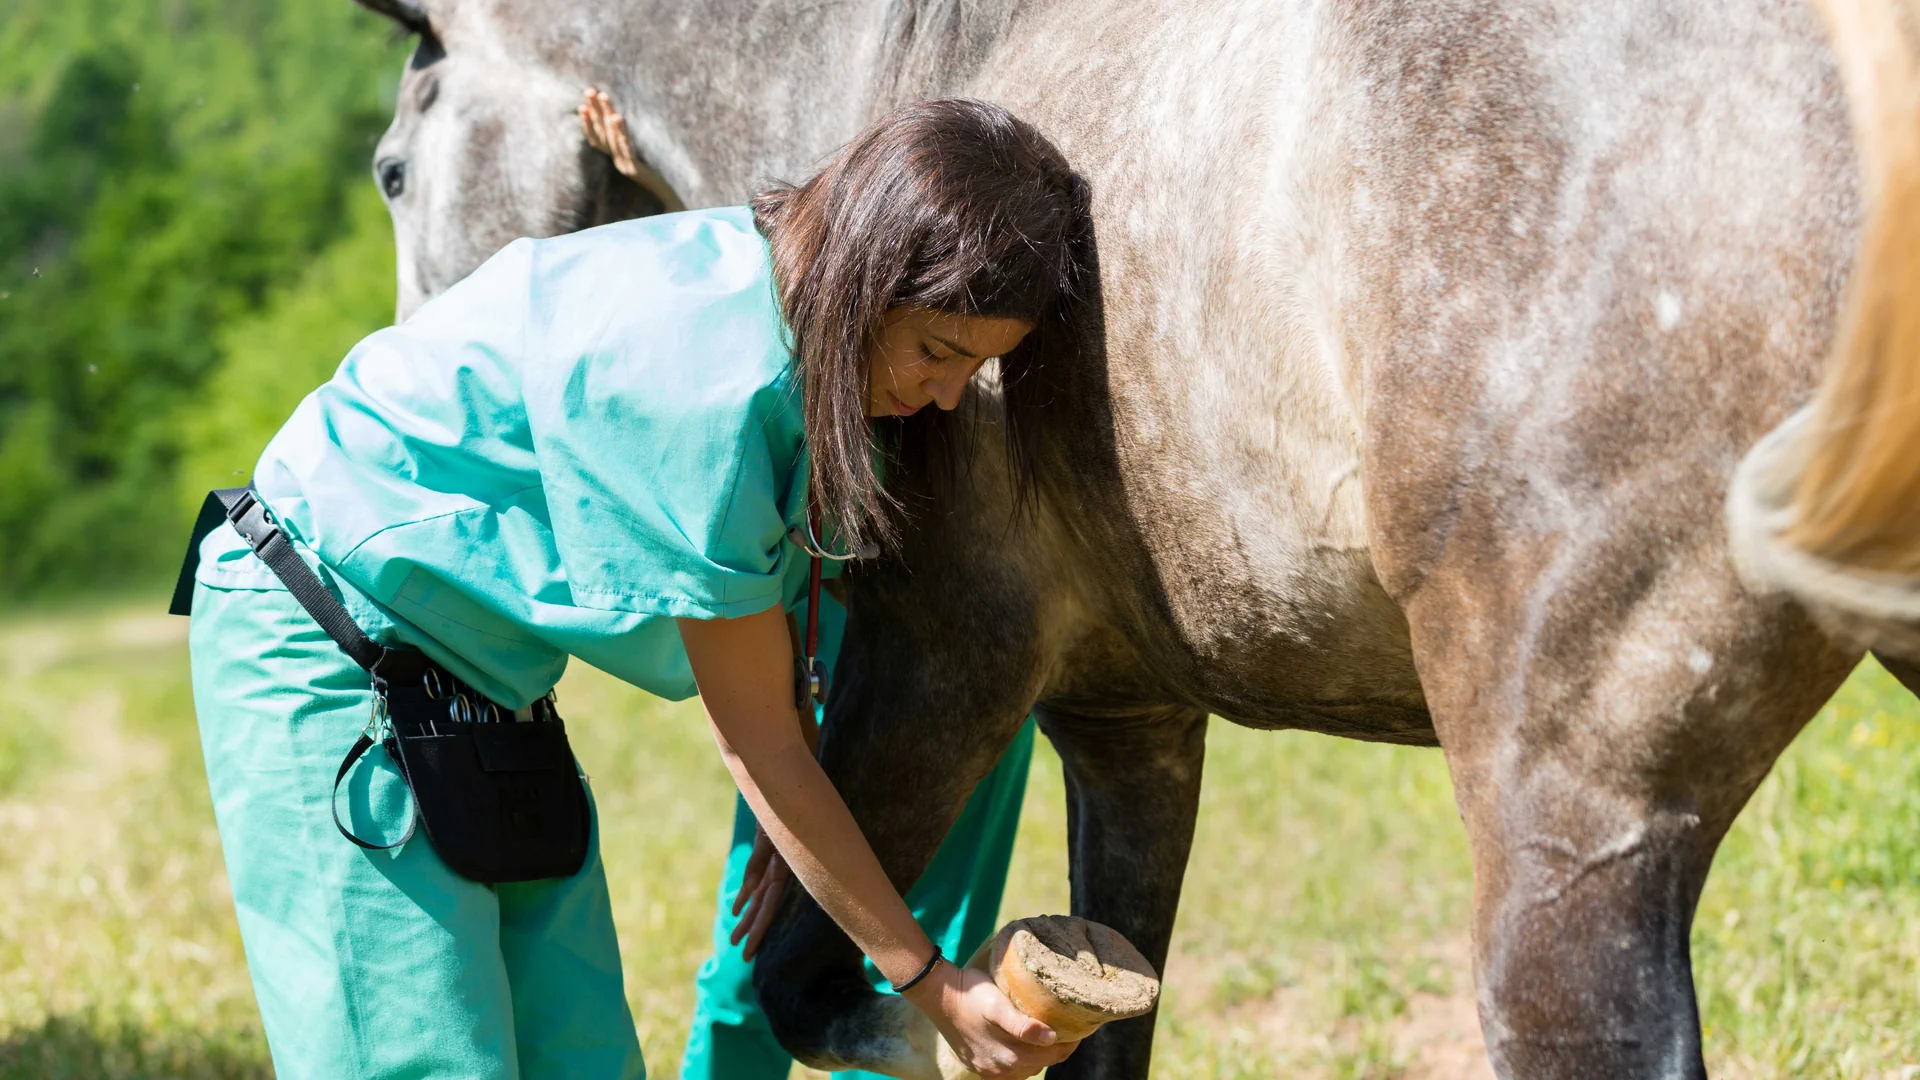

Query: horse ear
left=354, top=0, right=432, bottom=36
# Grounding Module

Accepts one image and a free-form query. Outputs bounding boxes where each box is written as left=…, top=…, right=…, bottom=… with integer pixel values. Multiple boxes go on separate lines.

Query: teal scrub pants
left=190, top=581, right=646, bottom=1080
left=191, top=577, right=1031, bottom=1080
left=679, top=727, right=1034, bottom=1080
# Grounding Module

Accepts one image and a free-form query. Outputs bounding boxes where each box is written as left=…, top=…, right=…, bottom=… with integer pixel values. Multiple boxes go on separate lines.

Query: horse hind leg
left=1404, top=541, right=1855, bottom=1078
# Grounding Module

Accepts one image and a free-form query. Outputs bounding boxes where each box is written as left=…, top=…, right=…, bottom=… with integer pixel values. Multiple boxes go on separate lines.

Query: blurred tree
left=180, top=183, right=395, bottom=497
left=0, top=0, right=403, bottom=598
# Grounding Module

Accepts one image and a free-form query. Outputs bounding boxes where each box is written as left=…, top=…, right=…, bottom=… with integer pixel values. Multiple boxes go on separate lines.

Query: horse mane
left=869, top=0, right=1026, bottom=113
left=1784, top=0, right=1920, bottom=574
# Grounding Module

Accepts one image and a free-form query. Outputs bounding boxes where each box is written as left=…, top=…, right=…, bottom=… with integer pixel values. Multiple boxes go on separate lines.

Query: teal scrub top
left=195, top=206, right=831, bottom=708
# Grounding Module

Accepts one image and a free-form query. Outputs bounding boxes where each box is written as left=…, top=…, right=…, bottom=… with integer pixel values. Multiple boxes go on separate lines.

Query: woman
left=183, top=99, right=1088, bottom=1079
left=578, top=88, right=1041, bottom=1080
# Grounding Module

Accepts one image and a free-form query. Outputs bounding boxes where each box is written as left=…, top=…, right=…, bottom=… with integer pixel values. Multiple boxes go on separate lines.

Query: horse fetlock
left=773, top=986, right=942, bottom=1080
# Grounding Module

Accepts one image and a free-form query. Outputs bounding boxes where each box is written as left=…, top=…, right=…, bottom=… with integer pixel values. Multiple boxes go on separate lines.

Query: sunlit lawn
left=0, top=602, right=1914, bottom=1078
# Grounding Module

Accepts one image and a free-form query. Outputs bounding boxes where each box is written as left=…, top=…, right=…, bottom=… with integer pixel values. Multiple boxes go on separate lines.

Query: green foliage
left=0, top=0, right=403, bottom=599
left=1, top=1013, right=269, bottom=1080
left=1692, top=658, right=1920, bottom=1075
left=179, top=184, right=395, bottom=495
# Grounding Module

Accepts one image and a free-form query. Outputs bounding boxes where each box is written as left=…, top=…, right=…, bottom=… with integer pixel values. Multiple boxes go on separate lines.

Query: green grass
left=0, top=604, right=1914, bottom=1078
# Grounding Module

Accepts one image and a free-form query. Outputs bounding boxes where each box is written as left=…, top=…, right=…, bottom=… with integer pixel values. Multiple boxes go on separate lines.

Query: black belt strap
left=173, top=487, right=427, bottom=852
left=167, top=488, right=245, bottom=618
left=170, top=487, right=419, bottom=682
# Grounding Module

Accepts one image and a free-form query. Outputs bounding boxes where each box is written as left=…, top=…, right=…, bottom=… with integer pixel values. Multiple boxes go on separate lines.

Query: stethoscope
left=787, top=505, right=880, bottom=562
left=786, top=500, right=875, bottom=708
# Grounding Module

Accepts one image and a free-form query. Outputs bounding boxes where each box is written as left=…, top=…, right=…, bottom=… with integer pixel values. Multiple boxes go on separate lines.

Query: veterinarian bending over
left=575, top=88, right=1042, bottom=1080
left=180, top=99, right=1087, bottom=1080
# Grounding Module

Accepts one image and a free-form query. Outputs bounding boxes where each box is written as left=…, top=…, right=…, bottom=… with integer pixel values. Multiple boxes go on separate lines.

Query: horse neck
left=594, top=0, right=893, bottom=205
left=572, top=0, right=1029, bottom=205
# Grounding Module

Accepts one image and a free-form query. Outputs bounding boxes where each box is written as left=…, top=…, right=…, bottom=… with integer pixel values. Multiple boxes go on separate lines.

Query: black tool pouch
left=173, top=487, right=590, bottom=885
left=346, top=669, right=590, bottom=883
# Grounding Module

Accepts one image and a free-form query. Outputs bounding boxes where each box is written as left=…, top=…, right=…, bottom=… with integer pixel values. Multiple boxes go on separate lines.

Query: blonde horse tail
left=1727, top=0, right=1920, bottom=655
left=1787, top=0, right=1920, bottom=573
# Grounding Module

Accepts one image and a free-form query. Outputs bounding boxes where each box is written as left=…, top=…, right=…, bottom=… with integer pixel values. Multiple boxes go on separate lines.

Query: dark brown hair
left=752, top=98, right=1090, bottom=554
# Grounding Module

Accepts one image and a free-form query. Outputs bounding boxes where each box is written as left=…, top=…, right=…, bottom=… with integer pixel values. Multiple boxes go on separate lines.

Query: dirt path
left=1153, top=936, right=1494, bottom=1080
left=793, top=936, right=1494, bottom=1079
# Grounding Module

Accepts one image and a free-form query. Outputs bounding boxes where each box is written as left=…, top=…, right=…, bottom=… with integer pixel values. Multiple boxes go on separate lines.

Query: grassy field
left=0, top=603, right=1914, bottom=1079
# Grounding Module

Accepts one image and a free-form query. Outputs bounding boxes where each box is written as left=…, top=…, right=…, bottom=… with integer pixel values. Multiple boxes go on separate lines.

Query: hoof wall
left=989, top=915, right=1159, bottom=1041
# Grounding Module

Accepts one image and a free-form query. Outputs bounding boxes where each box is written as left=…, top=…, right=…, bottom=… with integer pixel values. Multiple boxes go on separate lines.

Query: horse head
left=353, top=0, right=672, bottom=319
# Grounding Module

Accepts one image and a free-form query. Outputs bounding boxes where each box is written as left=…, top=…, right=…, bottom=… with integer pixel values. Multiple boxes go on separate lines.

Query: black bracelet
left=890, top=945, right=944, bottom=994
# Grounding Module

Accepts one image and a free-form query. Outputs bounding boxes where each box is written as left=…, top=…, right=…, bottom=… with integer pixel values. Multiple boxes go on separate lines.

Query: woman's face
left=867, top=309, right=1034, bottom=418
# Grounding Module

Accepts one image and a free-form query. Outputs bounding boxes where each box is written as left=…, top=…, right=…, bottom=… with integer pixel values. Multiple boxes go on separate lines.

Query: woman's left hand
left=578, top=88, right=646, bottom=183
left=730, top=825, right=792, bottom=959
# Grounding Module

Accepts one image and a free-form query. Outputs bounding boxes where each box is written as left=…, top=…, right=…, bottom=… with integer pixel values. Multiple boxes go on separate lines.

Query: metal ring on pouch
left=423, top=668, right=446, bottom=700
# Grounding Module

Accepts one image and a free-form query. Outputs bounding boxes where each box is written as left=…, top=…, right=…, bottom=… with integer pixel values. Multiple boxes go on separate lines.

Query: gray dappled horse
left=352, top=0, right=1920, bottom=1076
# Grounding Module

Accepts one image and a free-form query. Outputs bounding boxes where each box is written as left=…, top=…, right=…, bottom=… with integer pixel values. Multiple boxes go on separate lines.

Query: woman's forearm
left=713, top=733, right=933, bottom=983
left=681, top=606, right=1072, bottom=1078
left=679, top=607, right=932, bottom=986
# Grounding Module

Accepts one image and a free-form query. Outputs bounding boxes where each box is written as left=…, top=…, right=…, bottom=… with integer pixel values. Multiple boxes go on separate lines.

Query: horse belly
left=980, top=0, right=1431, bottom=738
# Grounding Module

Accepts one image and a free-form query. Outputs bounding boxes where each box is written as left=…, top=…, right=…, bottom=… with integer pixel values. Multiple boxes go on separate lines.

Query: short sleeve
left=254, top=236, right=542, bottom=583
left=519, top=213, right=804, bottom=620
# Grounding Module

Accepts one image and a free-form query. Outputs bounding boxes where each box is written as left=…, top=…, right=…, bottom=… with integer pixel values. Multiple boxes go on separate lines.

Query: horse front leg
left=1036, top=703, right=1207, bottom=1080
left=754, top=571, right=1043, bottom=1079
left=1401, top=542, right=1854, bottom=1079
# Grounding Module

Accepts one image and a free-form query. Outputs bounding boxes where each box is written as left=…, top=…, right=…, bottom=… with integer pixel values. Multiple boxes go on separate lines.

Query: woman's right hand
left=729, top=825, right=791, bottom=960
left=902, top=961, right=1076, bottom=1079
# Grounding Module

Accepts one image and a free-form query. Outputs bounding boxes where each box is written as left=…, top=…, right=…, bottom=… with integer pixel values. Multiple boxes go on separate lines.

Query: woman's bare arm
left=678, top=605, right=1071, bottom=1078
left=679, top=604, right=931, bottom=979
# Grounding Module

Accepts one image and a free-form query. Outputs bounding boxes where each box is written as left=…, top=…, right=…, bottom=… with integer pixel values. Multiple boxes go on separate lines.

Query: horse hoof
left=937, top=915, right=1160, bottom=1079
left=990, top=915, right=1160, bottom=1038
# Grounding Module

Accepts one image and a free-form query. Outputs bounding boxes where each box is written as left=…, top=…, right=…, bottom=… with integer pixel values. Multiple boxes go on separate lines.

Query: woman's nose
left=925, top=372, right=968, bottom=411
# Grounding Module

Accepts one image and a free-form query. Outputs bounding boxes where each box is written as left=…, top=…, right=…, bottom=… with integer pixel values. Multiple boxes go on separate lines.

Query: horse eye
left=377, top=158, right=406, bottom=199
